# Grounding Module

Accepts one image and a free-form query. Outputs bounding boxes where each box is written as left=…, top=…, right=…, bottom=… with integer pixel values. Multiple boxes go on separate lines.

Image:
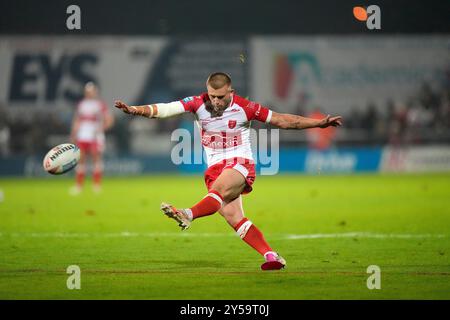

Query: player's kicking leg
left=160, top=169, right=236, bottom=231
left=160, top=168, right=285, bottom=270
left=160, top=203, right=191, bottom=230
left=218, top=195, right=286, bottom=271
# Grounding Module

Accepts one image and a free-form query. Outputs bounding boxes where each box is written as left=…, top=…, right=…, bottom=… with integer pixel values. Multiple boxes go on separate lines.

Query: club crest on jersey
left=228, top=120, right=237, bottom=129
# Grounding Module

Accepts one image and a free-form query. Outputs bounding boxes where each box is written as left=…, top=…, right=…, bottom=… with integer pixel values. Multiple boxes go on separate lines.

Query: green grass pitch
left=0, top=173, right=449, bottom=299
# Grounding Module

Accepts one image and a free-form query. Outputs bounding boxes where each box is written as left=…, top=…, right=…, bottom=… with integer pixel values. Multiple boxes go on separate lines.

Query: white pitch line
left=283, top=232, right=447, bottom=240
left=0, top=232, right=234, bottom=238
left=0, top=231, right=446, bottom=239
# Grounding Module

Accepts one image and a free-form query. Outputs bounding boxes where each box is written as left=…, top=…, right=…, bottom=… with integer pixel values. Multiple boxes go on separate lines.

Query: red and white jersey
left=75, top=98, right=109, bottom=143
left=179, top=93, right=273, bottom=167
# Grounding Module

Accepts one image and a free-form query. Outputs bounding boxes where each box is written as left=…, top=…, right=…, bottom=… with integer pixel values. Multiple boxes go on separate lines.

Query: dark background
left=1, top=0, right=449, bottom=35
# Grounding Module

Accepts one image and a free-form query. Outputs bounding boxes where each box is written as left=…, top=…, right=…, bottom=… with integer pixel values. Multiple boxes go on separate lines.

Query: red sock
left=190, top=190, right=223, bottom=220
left=76, top=170, right=85, bottom=187
left=234, top=218, right=272, bottom=256
left=93, top=170, right=102, bottom=185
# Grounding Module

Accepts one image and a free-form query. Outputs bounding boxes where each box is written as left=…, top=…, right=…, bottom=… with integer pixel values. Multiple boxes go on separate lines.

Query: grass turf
left=0, top=173, right=449, bottom=299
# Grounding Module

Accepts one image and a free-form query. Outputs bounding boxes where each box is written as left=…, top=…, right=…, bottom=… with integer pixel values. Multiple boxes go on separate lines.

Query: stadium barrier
left=1, top=146, right=449, bottom=177
left=380, top=145, right=450, bottom=173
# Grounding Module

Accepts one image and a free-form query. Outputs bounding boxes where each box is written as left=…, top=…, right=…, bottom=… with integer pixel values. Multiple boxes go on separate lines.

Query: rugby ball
left=43, top=143, right=80, bottom=175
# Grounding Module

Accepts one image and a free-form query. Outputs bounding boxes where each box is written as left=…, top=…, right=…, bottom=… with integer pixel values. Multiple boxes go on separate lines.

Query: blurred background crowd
left=0, top=0, right=449, bottom=175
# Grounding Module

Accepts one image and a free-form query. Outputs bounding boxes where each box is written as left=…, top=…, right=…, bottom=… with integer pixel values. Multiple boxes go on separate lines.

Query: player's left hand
left=319, top=115, right=343, bottom=128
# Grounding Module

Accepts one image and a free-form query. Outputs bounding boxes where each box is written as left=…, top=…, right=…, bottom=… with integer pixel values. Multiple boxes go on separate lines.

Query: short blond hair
left=206, top=72, right=232, bottom=89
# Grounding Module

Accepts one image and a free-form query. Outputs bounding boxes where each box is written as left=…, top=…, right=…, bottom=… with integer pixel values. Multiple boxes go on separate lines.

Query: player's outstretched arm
left=269, top=111, right=343, bottom=130
left=114, top=100, right=155, bottom=117
left=114, top=100, right=186, bottom=119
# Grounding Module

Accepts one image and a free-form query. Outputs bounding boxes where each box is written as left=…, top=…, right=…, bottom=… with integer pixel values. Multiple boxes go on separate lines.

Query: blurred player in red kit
left=115, top=73, right=342, bottom=270
left=70, top=82, right=114, bottom=195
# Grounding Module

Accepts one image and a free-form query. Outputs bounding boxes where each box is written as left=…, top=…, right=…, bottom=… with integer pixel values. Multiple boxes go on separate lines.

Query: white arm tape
left=266, top=110, right=273, bottom=123
left=155, top=101, right=185, bottom=118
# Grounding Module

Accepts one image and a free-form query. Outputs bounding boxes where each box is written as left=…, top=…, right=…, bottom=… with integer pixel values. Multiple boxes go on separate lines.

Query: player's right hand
left=114, top=100, right=136, bottom=115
